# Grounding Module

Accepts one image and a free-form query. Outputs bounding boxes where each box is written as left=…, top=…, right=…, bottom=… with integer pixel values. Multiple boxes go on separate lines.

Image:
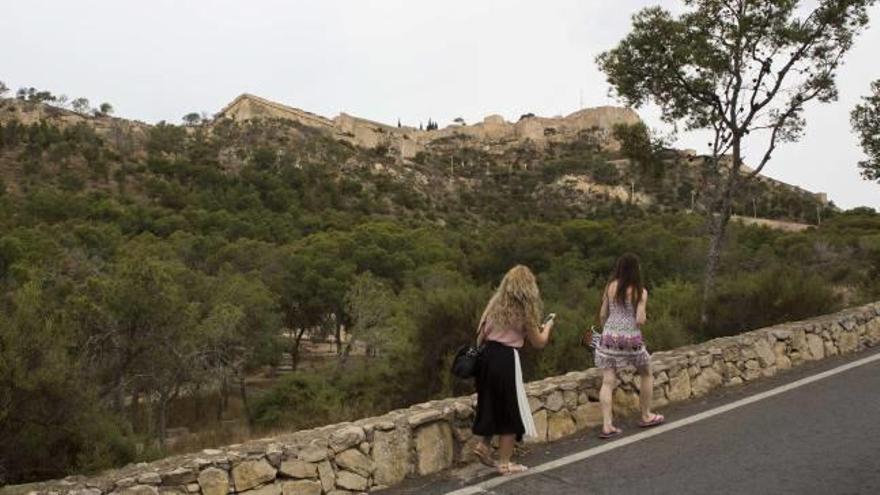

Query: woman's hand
left=528, top=317, right=554, bottom=349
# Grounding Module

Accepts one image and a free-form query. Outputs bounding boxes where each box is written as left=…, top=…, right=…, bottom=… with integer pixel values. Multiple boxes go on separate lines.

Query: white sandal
left=498, top=462, right=528, bottom=476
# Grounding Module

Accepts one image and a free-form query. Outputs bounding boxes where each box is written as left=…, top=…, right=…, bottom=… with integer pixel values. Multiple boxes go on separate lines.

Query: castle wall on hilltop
left=0, top=94, right=830, bottom=207
left=0, top=99, right=151, bottom=153
left=213, top=94, right=642, bottom=158
left=218, top=94, right=335, bottom=130
left=204, top=94, right=833, bottom=206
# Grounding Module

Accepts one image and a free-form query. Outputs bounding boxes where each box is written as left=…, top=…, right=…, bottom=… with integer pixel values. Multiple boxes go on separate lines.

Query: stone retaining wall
left=12, top=302, right=880, bottom=495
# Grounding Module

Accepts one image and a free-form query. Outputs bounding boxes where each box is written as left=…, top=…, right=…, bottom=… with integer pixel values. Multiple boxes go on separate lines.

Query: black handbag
left=451, top=320, right=487, bottom=379
left=451, top=343, right=484, bottom=379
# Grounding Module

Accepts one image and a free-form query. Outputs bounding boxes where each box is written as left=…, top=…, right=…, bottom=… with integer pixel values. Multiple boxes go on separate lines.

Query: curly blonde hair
left=479, top=265, right=543, bottom=332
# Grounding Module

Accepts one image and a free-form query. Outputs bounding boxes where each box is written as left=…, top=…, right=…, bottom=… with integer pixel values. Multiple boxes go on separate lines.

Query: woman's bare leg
left=600, top=368, right=617, bottom=433
left=638, top=364, right=655, bottom=422
left=497, top=434, right=515, bottom=463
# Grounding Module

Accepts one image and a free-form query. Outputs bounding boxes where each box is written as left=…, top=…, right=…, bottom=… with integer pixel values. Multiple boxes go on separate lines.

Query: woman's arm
left=526, top=319, right=553, bottom=349
left=598, top=293, right=609, bottom=326
left=476, top=295, right=495, bottom=344
left=636, top=288, right=648, bottom=327
left=476, top=318, right=488, bottom=345
left=598, top=284, right=611, bottom=326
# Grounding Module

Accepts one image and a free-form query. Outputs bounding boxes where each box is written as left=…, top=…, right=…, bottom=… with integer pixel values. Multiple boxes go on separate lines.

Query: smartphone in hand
left=542, top=313, right=556, bottom=325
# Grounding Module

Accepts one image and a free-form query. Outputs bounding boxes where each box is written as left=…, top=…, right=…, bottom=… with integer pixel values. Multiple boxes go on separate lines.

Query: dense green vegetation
left=0, top=107, right=877, bottom=484
left=852, top=79, right=880, bottom=183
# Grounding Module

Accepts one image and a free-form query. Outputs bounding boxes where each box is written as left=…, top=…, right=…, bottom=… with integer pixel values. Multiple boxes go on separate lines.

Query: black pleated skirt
left=472, top=341, right=526, bottom=441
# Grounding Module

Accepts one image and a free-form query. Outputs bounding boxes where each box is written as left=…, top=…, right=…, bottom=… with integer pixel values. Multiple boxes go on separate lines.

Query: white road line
left=445, top=351, right=880, bottom=495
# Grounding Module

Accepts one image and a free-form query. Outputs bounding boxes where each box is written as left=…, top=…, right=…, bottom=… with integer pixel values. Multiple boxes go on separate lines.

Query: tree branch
left=746, top=6, right=831, bottom=127
left=745, top=76, right=832, bottom=180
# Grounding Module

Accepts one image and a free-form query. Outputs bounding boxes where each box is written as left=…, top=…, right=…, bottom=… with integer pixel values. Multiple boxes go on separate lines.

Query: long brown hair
left=479, top=265, right=543, bottom=332
left=609, top=253, right=643, bottom=308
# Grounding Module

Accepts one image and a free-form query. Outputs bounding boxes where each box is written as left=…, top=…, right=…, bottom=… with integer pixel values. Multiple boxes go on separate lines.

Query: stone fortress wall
left=217, top=94, right=335, bottom=131
left=13, top=301, right=880, bottom=495
left=212, top=94, right=831, bottom=207
left=0, top=99, right=151, bottom=150
left=214, top=94, right=642, bottom=159
left=0, top=94, right=832, bottom=207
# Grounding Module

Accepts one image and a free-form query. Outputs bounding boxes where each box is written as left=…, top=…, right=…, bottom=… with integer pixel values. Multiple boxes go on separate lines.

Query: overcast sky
left=2, top=0, right=878, bottom=209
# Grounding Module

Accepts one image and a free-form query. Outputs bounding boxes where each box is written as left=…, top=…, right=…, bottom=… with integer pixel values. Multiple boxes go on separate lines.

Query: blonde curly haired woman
left=471, top=265, right=555, bottom=476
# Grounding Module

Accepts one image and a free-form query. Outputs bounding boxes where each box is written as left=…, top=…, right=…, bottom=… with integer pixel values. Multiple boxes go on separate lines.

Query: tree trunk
left=700, top=213, right=726, bottom=327
left=193, top=383, right=202, bottom=422
left=144, top=394, right=154, bottom=438
left=338, top=339, right=354, bottom=367
left=700, top=138, right=743, bottom=329
left=112, top=377, right=126, bottom=413
left=290, top=327, right=306, bottom=371
left=130, top=387, right=140, bottom=433
left=334, top=321, right=343, bottom=355
left=238, top=374, right=252, bottom=430
left=217, top=376, right=226, bottom=422
left=220, top=375, right=229, bottom=417
left=157, top=395, right=168, bottom=449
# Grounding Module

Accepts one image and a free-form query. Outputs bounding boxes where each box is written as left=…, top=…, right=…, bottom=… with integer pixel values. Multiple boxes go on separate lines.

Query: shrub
left=642, top=280, right=699, bottom=351
left=250, top=372, right=345, bottom=430
left=704, top=265, right=842, bottom=339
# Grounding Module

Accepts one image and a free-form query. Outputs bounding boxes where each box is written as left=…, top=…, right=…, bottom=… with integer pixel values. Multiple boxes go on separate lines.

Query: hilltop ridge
left=0, top=93, right=830, bottom=221
left=212, top=94, right=830, bottom=209
left=215, top=93, right=642, bottom=158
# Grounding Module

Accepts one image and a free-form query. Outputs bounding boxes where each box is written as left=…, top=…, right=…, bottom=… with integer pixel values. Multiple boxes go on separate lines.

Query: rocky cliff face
left=214, top=94, right=642, bottom=158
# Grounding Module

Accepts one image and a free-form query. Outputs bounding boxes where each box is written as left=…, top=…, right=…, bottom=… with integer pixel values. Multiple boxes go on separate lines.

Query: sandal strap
left=473, top=445, right=495, bottom=467
left=498, top=462, right=529, bottom=476
left=641, top=414, right=664, bottom=424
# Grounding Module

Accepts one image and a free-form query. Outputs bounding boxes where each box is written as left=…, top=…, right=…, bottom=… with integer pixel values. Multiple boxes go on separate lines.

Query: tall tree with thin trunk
left=597, top=0, right=875, bottom=327
left=851, top=79, right=880, bottom=183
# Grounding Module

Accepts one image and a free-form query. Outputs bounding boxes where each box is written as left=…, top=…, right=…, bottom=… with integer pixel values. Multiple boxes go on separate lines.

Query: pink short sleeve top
left=481, top=317, right=527, bottom=348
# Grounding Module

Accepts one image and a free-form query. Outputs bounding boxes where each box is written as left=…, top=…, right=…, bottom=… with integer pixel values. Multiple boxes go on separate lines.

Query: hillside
left=0, top=95, right=831, bottom=225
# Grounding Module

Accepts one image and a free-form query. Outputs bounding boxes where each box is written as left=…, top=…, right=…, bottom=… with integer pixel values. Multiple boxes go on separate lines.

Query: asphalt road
left=383, top=347, right=880, bottom=495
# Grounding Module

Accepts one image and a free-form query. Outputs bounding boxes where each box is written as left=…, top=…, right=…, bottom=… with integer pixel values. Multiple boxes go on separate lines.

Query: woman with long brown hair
left=594, top=253, right=664, bottom=439
left=471, top=265, right=554, bottom=475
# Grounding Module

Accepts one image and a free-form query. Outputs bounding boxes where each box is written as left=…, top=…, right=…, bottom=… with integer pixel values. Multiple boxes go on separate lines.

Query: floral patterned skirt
left=594, top=330, right=651, bottom=370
